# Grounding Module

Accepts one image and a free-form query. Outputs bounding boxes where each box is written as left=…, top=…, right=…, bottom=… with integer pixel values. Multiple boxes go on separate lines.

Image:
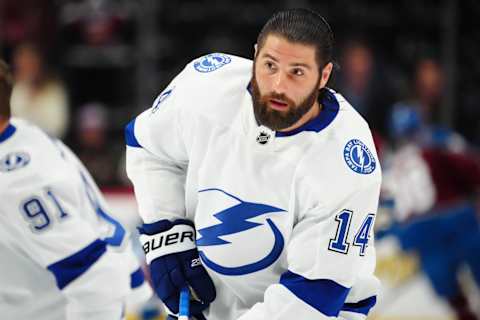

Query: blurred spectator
left=411, top=58, right=445, bottom=125
left=336, top=39, right=395, bottom=137
left=10, top=43, right=69, bottom=139
left=0, top=0, right=57, bottom=59
left=381, top=106, right=480, bottom=320
left=60, top=0, right=135, bottom=48
left=389, top=57, right=466, bottom=151
left=74, top=102, right=123, bottom=187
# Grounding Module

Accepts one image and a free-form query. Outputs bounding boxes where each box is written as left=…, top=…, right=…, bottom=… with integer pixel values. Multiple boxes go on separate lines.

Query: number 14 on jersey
left=329, top=210, right=375, bottom=256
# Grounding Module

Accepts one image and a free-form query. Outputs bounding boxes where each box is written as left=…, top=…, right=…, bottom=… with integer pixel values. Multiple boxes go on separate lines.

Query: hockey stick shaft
left=179, top=286, right=190, bottom=320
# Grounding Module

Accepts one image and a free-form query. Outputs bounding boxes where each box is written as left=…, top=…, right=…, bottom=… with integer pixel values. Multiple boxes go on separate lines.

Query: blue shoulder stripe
left=342, top=296, right=377, bottom=315
left=0, top=123, right=16, bottom=143
left=125, top=119, right=142, bottom=148
left=130, top=267, right=146, bottom=289
left=280, top=270, right=350, bottom=317
left=47, top=239, right=107, bottom=289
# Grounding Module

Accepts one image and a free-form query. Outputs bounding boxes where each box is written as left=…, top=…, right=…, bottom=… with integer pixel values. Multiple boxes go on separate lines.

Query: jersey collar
left=275, top=89, right=340, bottom=137
left=0, top=123, right=16, bottom=144
left=246, top=85, right=340, bottom=137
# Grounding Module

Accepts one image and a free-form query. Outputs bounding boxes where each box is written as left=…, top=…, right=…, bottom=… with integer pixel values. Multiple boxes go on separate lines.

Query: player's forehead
left=256, top=34, right=318, bottom=68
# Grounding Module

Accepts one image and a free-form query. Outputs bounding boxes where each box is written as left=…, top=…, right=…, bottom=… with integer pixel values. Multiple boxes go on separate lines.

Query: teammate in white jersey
left=0, top=60, right=152, bottom=320
left=126, top=8, right=381, bottom=320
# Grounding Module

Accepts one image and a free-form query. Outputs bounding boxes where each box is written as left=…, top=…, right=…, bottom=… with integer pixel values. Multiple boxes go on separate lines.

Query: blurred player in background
left=126, top=8, right=381, bottom=320
left=382, top=103, right=480, bottom=320
left=0, top=59, right=152, bottom=319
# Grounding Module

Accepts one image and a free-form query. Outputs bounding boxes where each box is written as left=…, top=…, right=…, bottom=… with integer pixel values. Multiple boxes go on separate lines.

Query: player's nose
left=272, top=71, right=288, bottom=94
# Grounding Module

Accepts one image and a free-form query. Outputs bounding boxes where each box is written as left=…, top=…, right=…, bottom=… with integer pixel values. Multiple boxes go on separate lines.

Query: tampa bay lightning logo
left=0, top=152, right=30, bottom=172
left=194, top=53, right=231, bottom=73
left=343, top=139, right=376, bottom=174
left=196, top=188, right=285, bottom=275
left=151, top=87, right=174, bottom=114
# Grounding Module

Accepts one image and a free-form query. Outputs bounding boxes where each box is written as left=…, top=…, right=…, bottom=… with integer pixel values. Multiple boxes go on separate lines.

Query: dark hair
left=257, top=8, right=335, bottom=69
left=0, top=59, right=13, bottom=119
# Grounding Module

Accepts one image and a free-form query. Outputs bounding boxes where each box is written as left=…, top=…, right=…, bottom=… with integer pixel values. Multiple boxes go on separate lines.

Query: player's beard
left=250, top=69, right=321, bottom=131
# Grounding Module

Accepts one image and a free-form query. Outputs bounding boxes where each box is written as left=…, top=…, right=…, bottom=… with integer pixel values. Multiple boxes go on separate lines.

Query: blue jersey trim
left=280, top=270, right=350, bottom=317
left=96, top=206, right=126, bottom=247
left=0, top=123, right=16, bottom=143
left=131, top=267, right=146, bottom=289
left=276, top=90, right=340, bottom=137
left=138, top=219, right=195, bottom=235
left=125, top=119, right=142, bottom=148
left=47, top=239, right=107, bottom=290
left=78, top=170, right=126, bottom=247
left=342, top=296, right=377, bottom=315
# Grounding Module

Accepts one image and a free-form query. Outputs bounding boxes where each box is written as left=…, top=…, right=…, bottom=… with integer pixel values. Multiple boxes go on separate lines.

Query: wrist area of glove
left=138, top=219, right=196, bottom=265
left=167, top=314, right=206, bottom=320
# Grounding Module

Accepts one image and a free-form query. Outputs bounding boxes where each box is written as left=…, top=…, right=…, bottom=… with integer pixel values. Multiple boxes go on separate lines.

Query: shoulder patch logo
left=0, top=152, right=31, bottom=172
left=194, top=53, right=231, bottom=73
left=343, top=139, right=376, bottom=174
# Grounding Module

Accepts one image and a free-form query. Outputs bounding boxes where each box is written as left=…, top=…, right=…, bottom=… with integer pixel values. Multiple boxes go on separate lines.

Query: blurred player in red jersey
left=382, top=104, right=480, bottom=320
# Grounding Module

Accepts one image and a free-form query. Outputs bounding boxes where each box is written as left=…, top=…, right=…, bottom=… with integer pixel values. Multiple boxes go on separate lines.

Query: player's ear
left=254, top=44, right=258, bottom=58
left=319, top=62, right=333, bottom=89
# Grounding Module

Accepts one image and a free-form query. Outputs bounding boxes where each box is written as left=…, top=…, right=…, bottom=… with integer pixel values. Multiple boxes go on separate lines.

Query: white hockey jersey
left=0, top=119, right=151, bottom=320
left=126, top=53, right=382, bottom=320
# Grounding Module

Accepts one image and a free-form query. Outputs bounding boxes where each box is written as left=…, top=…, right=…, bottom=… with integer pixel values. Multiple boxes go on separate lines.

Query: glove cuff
left=138, top=219, right=195, bottom=235
left=139, top=220, right=196, bottom=265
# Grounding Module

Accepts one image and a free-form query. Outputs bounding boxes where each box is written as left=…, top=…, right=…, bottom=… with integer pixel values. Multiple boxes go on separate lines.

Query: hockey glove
left=167, top=314, right=207, bottom=320
left=139, top=219, right=216, bottom=315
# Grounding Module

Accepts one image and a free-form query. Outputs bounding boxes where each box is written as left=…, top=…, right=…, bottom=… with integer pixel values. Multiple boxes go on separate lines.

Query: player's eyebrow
left=260, top=53, right=312, bottom=70
left=290, top=62, right=311, bottom=70
left=261, top=53, right=279, bottom=62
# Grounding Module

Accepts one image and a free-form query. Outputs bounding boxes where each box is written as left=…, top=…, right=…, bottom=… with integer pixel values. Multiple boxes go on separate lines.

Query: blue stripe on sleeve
left=47, top=239, right=107, bottom=289
left=125, top=119, right=142, bottom=148
left=77, top=170, right=126, bottom=247
left=96, top=206, right=126, bottom=247
left=130, top=267, right=146, bottom=289
left=280, top=270, right=350, bottom=317
left=342, top=296, right=377, bottom=315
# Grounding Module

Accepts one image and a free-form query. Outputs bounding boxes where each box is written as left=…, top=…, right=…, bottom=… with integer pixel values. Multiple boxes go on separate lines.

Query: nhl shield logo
left=194, top=53, right=232, bottom=73
left=256, top=131, right=271, bottom=145
left=343, top=139, right=376, bottom=174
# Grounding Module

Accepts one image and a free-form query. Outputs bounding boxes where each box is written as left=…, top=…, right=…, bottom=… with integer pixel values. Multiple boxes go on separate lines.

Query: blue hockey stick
left=179, top=286, right=190, bottom=320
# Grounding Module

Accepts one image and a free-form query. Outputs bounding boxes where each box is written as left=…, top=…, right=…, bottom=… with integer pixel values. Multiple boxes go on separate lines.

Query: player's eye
left=265, top=61, right=276, bottom=71
left=292, top=68, right=305, bottom=76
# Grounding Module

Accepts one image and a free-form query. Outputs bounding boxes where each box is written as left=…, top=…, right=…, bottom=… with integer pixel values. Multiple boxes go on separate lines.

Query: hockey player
left=126, top=9, right=381, bottom=320
left=0, top=60, right=152, bottom=319
left=382, top=105, right=480, bottom=320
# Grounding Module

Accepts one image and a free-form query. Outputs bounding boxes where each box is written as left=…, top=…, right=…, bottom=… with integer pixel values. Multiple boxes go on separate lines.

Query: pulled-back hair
left=257, top=8, right=334, bottom=69
left=0, top=59, right=13, bottom=119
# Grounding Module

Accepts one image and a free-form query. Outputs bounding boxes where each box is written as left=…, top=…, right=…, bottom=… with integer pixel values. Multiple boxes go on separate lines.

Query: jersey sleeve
left=56, top=140, right=127, bottom=247
left=2, top=142, right=131, bottom=319
left=125, top=66, right=191, bottom=223
left=125, top=53, right=252, bottom=224
left=238, top=134, right=382, bottom=319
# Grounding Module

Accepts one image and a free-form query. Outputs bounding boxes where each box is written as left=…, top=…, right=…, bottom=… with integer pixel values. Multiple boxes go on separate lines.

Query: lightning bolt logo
left=196, top=188, right=286, bottom=276
left=194, top=53, right=231, bottom=73
left=343, top=139, right=376, bottom=175
left=355, top=145, right=365, bottom=170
